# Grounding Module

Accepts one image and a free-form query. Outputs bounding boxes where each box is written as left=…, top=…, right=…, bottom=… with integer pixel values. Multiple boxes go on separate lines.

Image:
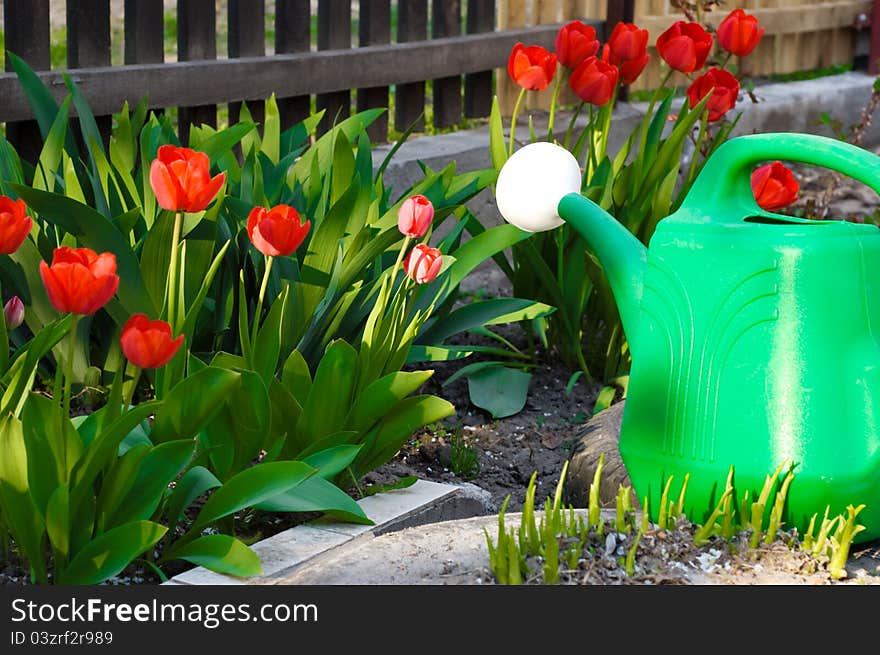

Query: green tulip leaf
left=58, top=520, right=167, bottom=585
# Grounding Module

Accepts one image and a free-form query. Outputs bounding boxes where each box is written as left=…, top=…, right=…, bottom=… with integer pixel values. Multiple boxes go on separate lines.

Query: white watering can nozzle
left=495, top=142, right=582, bottom=233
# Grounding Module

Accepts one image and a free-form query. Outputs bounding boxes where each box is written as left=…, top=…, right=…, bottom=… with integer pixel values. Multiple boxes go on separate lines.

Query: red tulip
left=570, top=55, right=619, bottom=107
left=397, top=195, right=434, bottom=238
left=507, top=43, right=557, bottom=91
left=120, top=313, right=184, bottom=369
left=555, top=21, right=600, bottom=69
left=3, top=296, right=23, bottom=329
left=247, top=204, right=311, bottom=257
left=656, top=21, right=713, bottom=73
left=607, top=22, right=649, bottom=63
left=403, top=244, right=443, bottom=284
left=686, top=67, right=740, bottom=122
left=0, top=196, right=32, bottom=255
left=717, top=9, right=764, bottom=57
left=39, top=247, right=119, bottom=316
left=751, top=161, right=799, bottom=210
left=602, top=44, right=650, bottom=86
left=149, top=145, right=226, bottom=213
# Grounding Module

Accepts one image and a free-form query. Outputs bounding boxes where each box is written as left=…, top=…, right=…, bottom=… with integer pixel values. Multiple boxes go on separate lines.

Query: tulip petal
left=150, top=160, right=181, bottom=211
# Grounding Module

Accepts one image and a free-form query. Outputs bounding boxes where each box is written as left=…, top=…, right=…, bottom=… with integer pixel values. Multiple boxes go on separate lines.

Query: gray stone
left=564, top=401, right=632, bottom=508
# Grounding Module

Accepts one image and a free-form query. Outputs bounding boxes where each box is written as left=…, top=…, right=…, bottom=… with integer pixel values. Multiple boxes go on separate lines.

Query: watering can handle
left=682, top=133, right=880, bottom=220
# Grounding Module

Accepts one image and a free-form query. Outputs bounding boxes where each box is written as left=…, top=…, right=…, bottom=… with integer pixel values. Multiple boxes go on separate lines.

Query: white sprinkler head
left=495, top=142, right=582, bottom=233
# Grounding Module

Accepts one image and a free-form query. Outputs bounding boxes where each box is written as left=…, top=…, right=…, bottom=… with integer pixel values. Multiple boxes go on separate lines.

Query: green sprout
left=828, top=504, right=866, bottom=580
left=588, top=453, right=604, bottom=533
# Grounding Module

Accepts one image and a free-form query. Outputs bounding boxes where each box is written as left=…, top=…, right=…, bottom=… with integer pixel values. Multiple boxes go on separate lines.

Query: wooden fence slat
left=178, top=0, right=217, bottom=145
left=275, top=0, right=311, bottom=130
left=432, top=0, right=463, bottom=129
left=464, top=0, right=495, bottom=118
left=0, top=25, right=586, bottom=123
left=357, top=0, right=391, bottom=142
left=3, top=0, right=51, bottom=166
left=496, top=0, right=528, bottom=116
left=67, top=0, right=112, bottom=148
left=316, top=0, right=351, bottom=135
left=124, top=0, right=164, bottom=64
left=229, top=0, right=266, bottom=129
left=396, top=0, right=428, bottom=132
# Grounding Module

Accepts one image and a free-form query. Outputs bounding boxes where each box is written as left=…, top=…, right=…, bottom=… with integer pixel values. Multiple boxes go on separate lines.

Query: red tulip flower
left=0, top=196, right=32, bottom=255
left=398, top=195, right=434, bottom=238
left=39, top=247, right=119, bottom=316
left=3, top=296, right=23, bottom=330
left=121, top=313, right=184, bottom=369
left=656, top=21, right=713, bottom=73
left=570, top=55, right=619, bottom=107
left=507, top=43, right=557, bottom=91
left=149, top=145, right=226, bottom=213
left=555, top=21, right=600, bottom=69
left=403, top=244, right=443, bottom=284
left=751, top=161, right=799, bottom=210
left=247, top=204, right=311, bottom=257
left=686, top=67, right=740, bottom=122
left=717, top=9, right=764, bottom=58
left=602, top=44, right=650, bottom=86
left=607, top=22, right=649, bottom=63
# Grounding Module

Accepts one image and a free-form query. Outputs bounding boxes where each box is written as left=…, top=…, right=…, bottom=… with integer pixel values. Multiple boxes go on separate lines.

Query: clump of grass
left=449, top=432, right=480, bottom=481
left=486, top=460, right=868, bottom=585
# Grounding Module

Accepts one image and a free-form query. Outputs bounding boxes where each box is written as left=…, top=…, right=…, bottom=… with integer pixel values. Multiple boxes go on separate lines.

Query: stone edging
left=163, top=480, right=491, bottom=585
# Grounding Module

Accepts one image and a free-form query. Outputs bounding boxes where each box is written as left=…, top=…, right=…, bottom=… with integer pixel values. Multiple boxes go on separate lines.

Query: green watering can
left=495, top=134, right=880, bottom=542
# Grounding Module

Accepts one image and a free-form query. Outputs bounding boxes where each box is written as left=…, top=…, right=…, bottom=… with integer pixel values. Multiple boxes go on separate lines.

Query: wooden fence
left=0, top=0, right=873, bottom=162
left=0, top=0, right=605, bottom=161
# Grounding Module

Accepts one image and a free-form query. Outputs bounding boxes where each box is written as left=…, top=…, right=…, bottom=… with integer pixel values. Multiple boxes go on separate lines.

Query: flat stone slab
left=167, top=479, right=492, bottom=585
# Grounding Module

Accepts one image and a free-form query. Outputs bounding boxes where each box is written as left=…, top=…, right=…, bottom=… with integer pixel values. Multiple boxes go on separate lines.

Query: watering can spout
left=493, top=142, right=647, bottom=357
left=556, top=193, right=647, bottom=354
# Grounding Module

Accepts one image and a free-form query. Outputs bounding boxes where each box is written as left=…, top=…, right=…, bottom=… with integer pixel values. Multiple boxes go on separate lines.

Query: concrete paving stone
left=309, top=479, right=459, bottom=537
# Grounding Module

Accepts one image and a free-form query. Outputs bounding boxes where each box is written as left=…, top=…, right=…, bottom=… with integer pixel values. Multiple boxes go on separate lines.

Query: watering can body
left=552, top=133, right=880, bottom=540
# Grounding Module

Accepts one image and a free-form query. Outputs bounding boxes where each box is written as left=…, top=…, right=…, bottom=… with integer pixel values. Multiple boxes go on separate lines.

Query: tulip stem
left=251, top=255, right=274, bottom=346
left=547, top=71, right=564, bottom=142
left=386, top=236, right=412, bottom=313
left=167, top=211, right=184, bottom=332
left=508, top=88, right=527, bottom=158
left=563, top=101, right=585, bottom=150
left=635, top=69, right=673, bottom=183
left=123, top=365, right=141, bottom=411
left=62, top=314, right=79, bottom=420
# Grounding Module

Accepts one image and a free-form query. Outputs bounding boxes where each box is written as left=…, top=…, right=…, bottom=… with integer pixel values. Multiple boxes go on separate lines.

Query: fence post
left=229, top=0, right=266, bottom=130
left=464, top=0, right=496, bottom=119
left=432, top=0, right=463, bottom=129
left=275, top=0, right=312, bottom=131
left=3, top=0, right=51, bottom=167
left=178, top=0, right=217, bottom=145
left=395, top=0, right=428, bottom=132
left=316, top=0, right=352, bottom=135
left=605, top=0, right=635, bottom=100
left=358, top=0, right=392, bottom=142
left=871, top=0, right=880, bottom=74
left=67, top=0, right=112, bottom=147
left=124, top=0, right=164, bottom=64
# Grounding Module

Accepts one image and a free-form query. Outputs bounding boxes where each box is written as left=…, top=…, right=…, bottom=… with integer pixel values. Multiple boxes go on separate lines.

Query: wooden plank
left=0, top=25, right=583, bottom=123
left=464, top=0, right=496, bottom=118
left=3, top=0, right=51, bottom=165
left=432, top=0, right=463, bottom=128
left=275, top=0, right=312, bottom=130
left=497, top=0, right=528, bottom=115
left=396, top=0, right=428, bottom=132
left=357, top=0, right=391, bottom=142
left=316, top=0, right=351, bottom=135
left=178, top=0, right=217, bottom=144
left=228, top=0, right=266, bottom=129
left=67, top=0, right=112, bottom=147
left=124, top=0, right=164, bottom=64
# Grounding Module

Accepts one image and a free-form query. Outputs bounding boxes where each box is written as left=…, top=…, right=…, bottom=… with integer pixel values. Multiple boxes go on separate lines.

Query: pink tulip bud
left=4, top=296, right=24, bottom=329
left=397, top=195, right=434, bottom=238
left=403, top=244, right=443, bottom=284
